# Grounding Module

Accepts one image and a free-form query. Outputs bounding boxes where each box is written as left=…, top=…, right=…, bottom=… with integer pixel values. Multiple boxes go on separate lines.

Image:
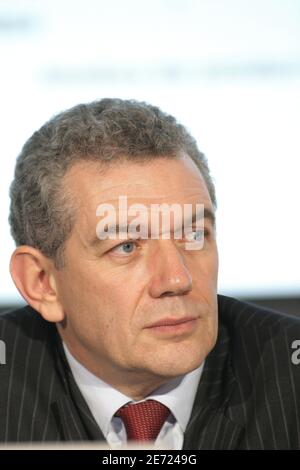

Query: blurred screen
left=0, top=0, right=299, bottom=303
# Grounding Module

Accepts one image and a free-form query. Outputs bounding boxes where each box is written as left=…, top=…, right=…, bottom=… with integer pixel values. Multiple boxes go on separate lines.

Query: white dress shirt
left=63, top=343, right=203, bottom=449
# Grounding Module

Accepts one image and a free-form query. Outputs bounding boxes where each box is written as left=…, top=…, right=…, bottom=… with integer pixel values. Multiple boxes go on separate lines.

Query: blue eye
left=194, top=230, right=205, bottom=241
left=186, top=229, right=205, bottom=242
left=112, top=241, right=136, bottom=255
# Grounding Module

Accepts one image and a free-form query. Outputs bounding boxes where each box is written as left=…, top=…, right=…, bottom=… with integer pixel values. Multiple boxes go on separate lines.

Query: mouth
left=145, top=316, right=199, bottom=335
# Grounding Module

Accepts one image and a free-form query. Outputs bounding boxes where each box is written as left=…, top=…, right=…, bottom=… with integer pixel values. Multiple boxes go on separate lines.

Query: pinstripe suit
left=0, top=294, right=299, bottom=448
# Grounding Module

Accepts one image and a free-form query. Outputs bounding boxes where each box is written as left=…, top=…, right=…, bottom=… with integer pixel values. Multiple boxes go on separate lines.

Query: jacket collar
left=182, top=317, right=244, bottom=449
left=50, top=328, right=105, bottom=441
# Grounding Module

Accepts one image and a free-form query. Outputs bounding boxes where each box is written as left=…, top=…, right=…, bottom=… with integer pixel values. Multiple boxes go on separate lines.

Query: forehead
left=64, top=154, right=213, bottom=209
left=63, top=155, right=214, bottom=242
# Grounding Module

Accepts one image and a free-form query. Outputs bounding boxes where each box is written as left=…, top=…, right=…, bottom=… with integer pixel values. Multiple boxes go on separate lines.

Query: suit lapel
left=183, top=318, right=245, bottom=449
left=50, top=329, right=105, bottom=442
left=52, top=394, right=105, bottom=442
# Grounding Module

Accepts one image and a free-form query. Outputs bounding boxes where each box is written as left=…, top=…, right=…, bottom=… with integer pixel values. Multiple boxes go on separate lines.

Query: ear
left=9, top=246, right=65, bottom=323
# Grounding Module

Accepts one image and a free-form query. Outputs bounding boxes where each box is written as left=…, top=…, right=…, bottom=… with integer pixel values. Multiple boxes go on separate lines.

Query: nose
left=148, top=240, right=193, bottom=298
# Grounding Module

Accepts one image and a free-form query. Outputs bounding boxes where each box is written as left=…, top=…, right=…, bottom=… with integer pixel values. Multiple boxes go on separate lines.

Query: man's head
left=9, top=99, right=219, bottom=398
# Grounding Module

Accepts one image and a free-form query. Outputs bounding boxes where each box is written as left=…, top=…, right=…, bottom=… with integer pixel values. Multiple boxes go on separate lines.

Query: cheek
left=57, top=260, right=115, bottom=308
left=190, top=254, right=218, bottom=292
left=204, top=249, right=219, bottom=284
left=57, top=267, right=137, bottom=339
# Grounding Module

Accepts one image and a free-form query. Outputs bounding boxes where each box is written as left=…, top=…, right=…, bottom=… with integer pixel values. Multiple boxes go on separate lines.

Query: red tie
left=115, top=399, right=170, bottom=442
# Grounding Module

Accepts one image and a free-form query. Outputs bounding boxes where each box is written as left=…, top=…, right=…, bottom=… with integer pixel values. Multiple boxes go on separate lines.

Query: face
left=54, top=154, right=219, bottom=391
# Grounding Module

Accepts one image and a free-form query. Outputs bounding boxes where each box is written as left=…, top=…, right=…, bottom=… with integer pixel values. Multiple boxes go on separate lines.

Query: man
left=1, top=98, right=300, bottom=449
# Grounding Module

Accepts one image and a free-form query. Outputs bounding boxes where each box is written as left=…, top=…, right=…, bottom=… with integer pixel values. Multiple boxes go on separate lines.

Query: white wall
left=1, top=0, right=299, bottom=303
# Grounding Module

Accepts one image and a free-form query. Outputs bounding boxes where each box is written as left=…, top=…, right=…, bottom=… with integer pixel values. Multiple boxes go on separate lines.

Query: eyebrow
left=197, top=207, right=215, bottom=227
left=90, top=207, right=216, bottom=247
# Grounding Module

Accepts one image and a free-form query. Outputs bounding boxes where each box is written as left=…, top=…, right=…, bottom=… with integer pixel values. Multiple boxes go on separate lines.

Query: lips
left=146, top=316, right=198, bottom=329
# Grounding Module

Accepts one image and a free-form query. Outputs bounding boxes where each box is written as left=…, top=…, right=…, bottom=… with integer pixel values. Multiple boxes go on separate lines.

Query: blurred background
left=0, top=0, right=299, bottom=315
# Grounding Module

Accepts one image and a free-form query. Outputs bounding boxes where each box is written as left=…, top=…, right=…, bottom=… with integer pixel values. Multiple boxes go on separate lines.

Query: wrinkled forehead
left=64, top=155, right=212, bottom=204
left=63, top=156, right=214, bottom=237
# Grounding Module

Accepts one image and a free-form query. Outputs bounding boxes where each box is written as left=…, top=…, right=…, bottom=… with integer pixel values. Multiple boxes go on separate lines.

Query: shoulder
left=217, top=293, right=300, bottom=390
left=0, top=306, right=66, bottom=441
left=217, top=295, right=300, bottom=442
left=0, top=304, right=56, bottom=351
left=217, top=294, right=300, bottom=369
left=0, top=304, right=60, bottom=387
left=217, top=293, right=300, bottom=343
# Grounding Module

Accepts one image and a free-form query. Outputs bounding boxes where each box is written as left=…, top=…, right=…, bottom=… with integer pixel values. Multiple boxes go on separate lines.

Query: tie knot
left=115, top=399, right=170, bottom=442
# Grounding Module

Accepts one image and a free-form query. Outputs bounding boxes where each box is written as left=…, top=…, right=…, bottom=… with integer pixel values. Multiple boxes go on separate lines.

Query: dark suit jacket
left=0, top=295, right=299, bottom=449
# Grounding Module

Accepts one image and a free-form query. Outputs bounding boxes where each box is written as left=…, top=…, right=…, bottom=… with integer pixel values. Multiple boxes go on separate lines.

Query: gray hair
left=9, top=98, right=216, bottom=268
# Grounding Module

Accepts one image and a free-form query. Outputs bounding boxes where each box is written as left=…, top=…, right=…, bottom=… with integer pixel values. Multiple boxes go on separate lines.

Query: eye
left=110, top=240, right=137, bottom=255
left=185, top=229, right=205, bottom=242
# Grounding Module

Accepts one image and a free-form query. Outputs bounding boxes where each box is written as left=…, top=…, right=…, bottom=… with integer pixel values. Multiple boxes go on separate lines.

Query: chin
left=136, top=319, right=218, bottom=378
left=144, top=341, right=212, bottom=379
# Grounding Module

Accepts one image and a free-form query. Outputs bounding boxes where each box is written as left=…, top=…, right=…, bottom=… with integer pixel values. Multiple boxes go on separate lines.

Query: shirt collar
left=146, top=363, right=204, bottom=431
left=63, top=342, right=203, bottom=437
